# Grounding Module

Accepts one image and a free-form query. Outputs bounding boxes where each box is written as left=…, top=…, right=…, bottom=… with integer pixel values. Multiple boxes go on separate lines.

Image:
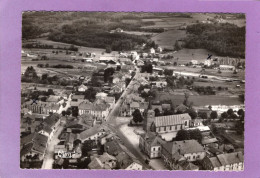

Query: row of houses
left=20, top=114, right=61, bottom=165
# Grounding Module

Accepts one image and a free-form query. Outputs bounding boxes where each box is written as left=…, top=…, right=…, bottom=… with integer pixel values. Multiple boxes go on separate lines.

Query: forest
left=184, top=23, right=245, bottom=58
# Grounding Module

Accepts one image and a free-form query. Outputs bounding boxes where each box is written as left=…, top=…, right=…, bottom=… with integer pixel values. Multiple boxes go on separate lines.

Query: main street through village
left=102, top=68, right=155, bottom=170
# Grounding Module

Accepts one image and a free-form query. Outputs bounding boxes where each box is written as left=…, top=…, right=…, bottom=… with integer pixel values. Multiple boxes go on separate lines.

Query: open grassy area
left=155, top=93, right=243, bottom=106
left=152, top=29, right=187, bottom=49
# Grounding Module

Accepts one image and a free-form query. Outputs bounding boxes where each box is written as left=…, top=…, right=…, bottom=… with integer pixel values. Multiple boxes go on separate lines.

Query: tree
left=41, top=73, right=48, bottom=81
left=154, top=108, right=161, bottom=117
left=227, top=109, right=234, bottom=116
left=66, top=108, right=72, bottom=116
left=105, top=46, right=112, bottom=53
left=164, top=69, right=173, bottom=76
left=72, top=107, right=79, bottom=117
left=183, top=92, right=190, bottom=107
left=200, top=112, right=208, bottom=120
left=189, top=129, right=202, bottom=143
left=174, top=41, right=181, bottom=51
left=187, top=109, right=197, bottom=120
left=125, top=78, right=131, bottom=87
left=61, top=111, right=66, bottom=116
left=175, top=130, right=190, bottom=141
left=237, top=109, right=244, bottom=118
left=132, top=109, right=143, bottom=123
left=210, top=111, right=218, bottom=120
left=47, top=89, right=55, bottom=95
left=221, top=112, right=228, bottom=119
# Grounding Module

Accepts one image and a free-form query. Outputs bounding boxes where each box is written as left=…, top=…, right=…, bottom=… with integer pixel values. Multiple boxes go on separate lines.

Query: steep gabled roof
left=163, top=140, right=205, bottom=156
left=216, top=152, right=244, bottom=166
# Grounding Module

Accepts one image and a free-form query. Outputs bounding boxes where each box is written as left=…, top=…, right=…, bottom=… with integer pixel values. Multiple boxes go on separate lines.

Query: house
left=20, top=114, right=46, bottom=134
left=176, top=160, right=199, bottom=170
left=104, top=140, right=123, bottom=156
left=21, top=101, right=61, bottom=115
left=139, top=132, right=165, bottom=159
left=153, top=67, right=164, bottom=74
left=204, top=59, right=213, bottom=66
left=79, top=125, right=108, bottom=142
left=150, top=48, right=155, bottom=54
left=20, top=133, right=48, bottom=162
left=42, top=113, right=60, bottom=134
left=65, top=115, right=93, bottom=131
left=78, top=84, right=88, bottom=92
left=143, top=110, right=191, bottom=134
left=219, top=65, right=235, bottom=71
left=54, top=145, right=67, bottom=159
left=88, top=153, right=117, bottom=169
left=202, top=152, right=244, bottom=171
left=151, top=81, right=167, bottom=88
left=96, top=92, right=108, bottom=100
left=191, top=60, right=198, bottom=65
left=161, top=140, right=206, bottom=170
left=115, top=144, right=143, bottom=170
left=104, top=96, right=116, bottom=110
left=38, top=125, right=53, bottom=140
left=78, top=100, right=110, bottom=120
left=46, top=95, right=62, bottom=104
left=110, top=85, right=123, bottom=94
left=157, top=47, right=163, bottom=53
left=71, top=95, right=85, bottom=108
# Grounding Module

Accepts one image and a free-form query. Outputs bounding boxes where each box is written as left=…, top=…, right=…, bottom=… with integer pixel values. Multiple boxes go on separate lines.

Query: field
left=122, top=31, right=158, bottom=36
left=155, top=93, right=242, bottom=106
left=151, top=29, right=187, bottom=49
left=26, top=38, right=120, bottom=59
left=162, top=48, right=216, bottom=63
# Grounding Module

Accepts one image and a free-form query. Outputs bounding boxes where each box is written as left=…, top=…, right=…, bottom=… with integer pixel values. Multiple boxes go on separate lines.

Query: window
left=164, top=127, right=166, bottom=131
left=175, top=125, right=177, bottom=130
left=197, top=155, right=200, bottom=158
left=153, top=147, right=156, bottom=151
left=193, top=155, right=196, bottom=159
left=185, top=121, right=187, bottom=126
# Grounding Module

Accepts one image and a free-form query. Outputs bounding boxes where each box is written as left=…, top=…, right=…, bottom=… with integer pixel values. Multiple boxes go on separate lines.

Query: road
left=102, top=68, right=154, bottom=169
left=41, top=125, right=64, bottom=169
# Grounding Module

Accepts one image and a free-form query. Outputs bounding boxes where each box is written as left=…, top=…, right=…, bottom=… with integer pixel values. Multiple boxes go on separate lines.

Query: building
left=95, top=92, right=108, bottom=100
left=150, top=48, right=155, bottom=54
left=151, top=81, right=167, bottom=88
left=21, top=101, right=61, bottom=115
left=115, top=144, right=143, bottom=170
left=79, top=125, right=108, bottom=142
left=20, top=133, right=48, bottom=162
left=219, top=65, right=235, bottom=71
left=204, top=59, right=213, bottom=66
left=143, top=110, right=191, bottom=134
left=161, top=140, right=206, bottom=170
left=202, top=152, right=244, bottom=171
left=139, top=132, right=165, bottom=158
left=191, top=60, right=198, bottom=65
left=88, top=153, right=117, bottom=169
left=78, top=84, right=88, bottom=92
left=78, top=100, right=110, bottom=120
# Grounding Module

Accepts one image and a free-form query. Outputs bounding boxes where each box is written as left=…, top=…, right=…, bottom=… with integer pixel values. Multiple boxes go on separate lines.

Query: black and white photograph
left=20, top=12, right=245, bottom=170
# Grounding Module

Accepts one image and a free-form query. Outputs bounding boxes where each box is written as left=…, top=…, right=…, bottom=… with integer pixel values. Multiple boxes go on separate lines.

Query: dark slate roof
left=163, top=140, right=205, bottom=156
left=216, top=152, right=244, bottom=166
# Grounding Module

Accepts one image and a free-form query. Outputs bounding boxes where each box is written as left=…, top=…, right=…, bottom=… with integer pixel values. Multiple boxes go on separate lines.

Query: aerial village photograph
left=20, top=12, right=245, bottom=171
